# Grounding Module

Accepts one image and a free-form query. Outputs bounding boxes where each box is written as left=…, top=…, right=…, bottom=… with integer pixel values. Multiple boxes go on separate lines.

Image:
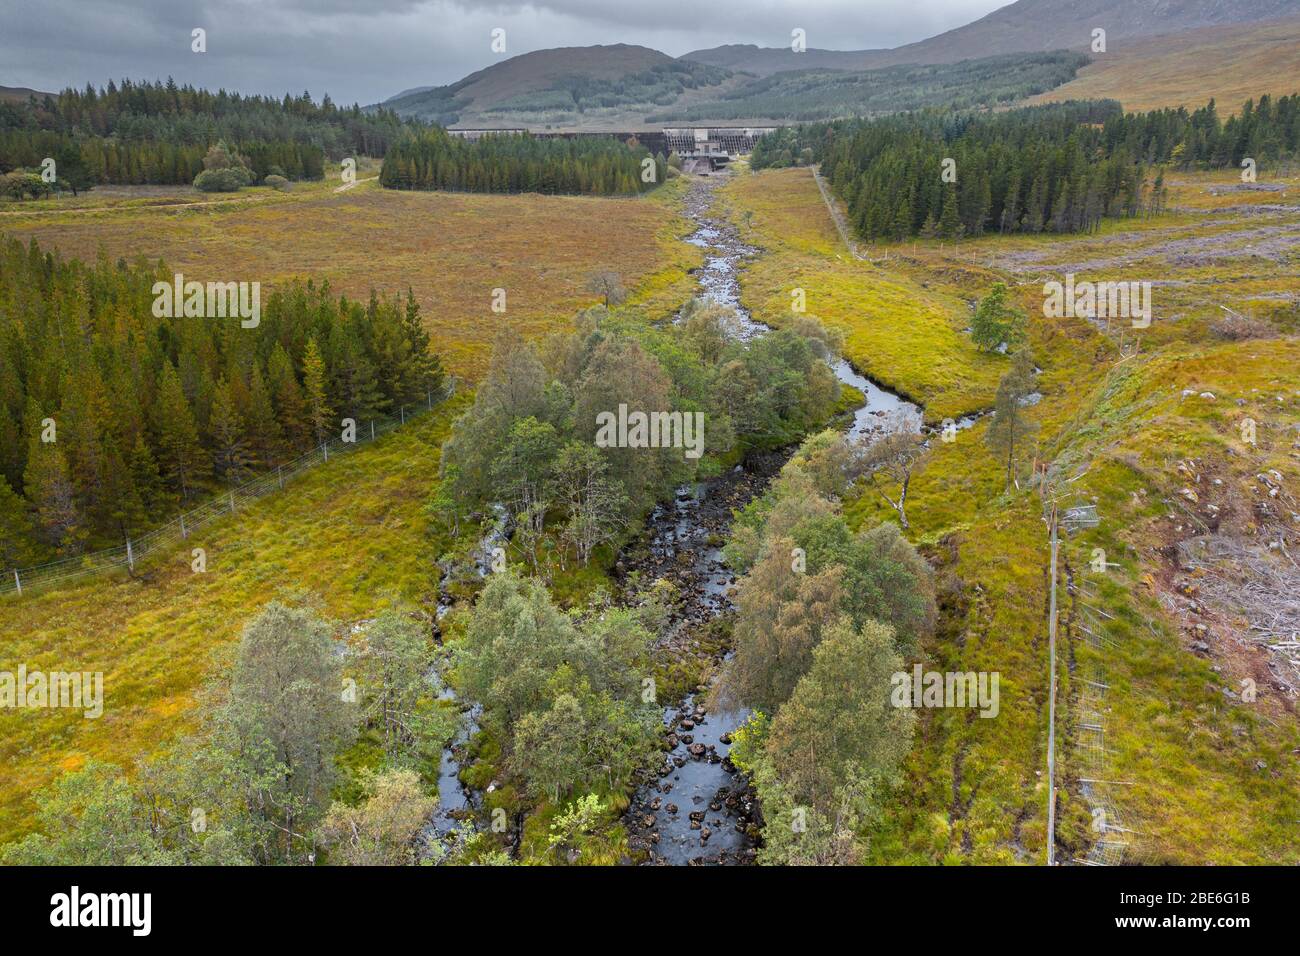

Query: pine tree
left=244, top=365, right=283, bottom=467
left=970, top=283, right=1027, bottom=353
left=938, top=187, right=963, bottom=240
left=209, top=378, right=253, bottom=484
left=400, top=289, right=443, bottom=404
left=0, top=475, right=40, bottom=569
left=154, top=361, right=207, bottom=500
left=302, top=337, right=333, bottom=445
left=23, top=433, right=84, bottom=555
left=985, top=349, right=1039, bottom=492
left=1023, top=174, right=1046, bottom=233
left=99, top=438, right=147, bottom=539
left=331, top=321, right=387, bottom=424
left=891, top=196, right=912, bottom=241
left=128, top=435, right=167, bottom=514
left=267, top=343, right=307, bottom=452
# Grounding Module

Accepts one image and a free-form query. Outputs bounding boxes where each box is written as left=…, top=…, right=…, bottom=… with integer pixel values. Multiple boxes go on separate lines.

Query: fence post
left=370, top=420, right=375, bottom=441
left=229, top=490, right=236, bottom=513
left=1046, top=507, right=1059, bottom=867
left=126, top=536, right=135, bottom=571
left=322, top=442, right=328, bottom=462
left=13, top=568, right=21, bottom=596
left=400, top=405, right=405, bottom=425
left=426, top=388, right=432, bottom=410
left=180, top=513, right=187, bottom=539
left=277, top=465, right=283, bottom=490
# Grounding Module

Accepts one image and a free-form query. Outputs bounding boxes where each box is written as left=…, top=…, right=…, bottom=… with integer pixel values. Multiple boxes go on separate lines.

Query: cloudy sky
left=0, top=0, right=1012, bottom=105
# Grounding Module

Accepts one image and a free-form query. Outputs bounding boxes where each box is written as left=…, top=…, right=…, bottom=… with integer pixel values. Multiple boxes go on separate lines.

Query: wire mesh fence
left=2, top=382, right=455, bottom=599
left=1068, top=579, right=1141, bottom=866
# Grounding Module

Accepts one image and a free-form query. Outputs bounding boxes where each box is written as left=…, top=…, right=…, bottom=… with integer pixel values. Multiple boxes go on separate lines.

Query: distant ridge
left=0, top=85, right=52, bottom=103
left=681, top=0, right=1300, bottom=75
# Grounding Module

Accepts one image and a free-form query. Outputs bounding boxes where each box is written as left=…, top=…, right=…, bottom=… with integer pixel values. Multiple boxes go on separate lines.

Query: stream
left=429, top=167, right=927, bottom=865
left=619, top=171, right=925, bottom=864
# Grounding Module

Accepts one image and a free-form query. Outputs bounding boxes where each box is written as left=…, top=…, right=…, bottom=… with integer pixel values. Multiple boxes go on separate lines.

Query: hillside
left=676, top=44, right=890, bottom=77
left=682, top=0, right=1298, bottom=74
left=888, top=0, right=1298, bottom=64
left=1029, top=16, right=1300, bottom=112
left=380, top=44, right=733, bottom=128
left=381, top=0, right=1297, bottom=130
left=647, top=51, right=1087, bottom=123
left=0, top=85, right=50, bottom=104
left=383, top=46, right=1086, bottom=129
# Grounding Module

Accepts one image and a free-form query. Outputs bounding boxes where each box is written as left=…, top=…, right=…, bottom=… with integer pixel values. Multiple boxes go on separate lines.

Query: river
left=429, top=166, right=926, bottom=865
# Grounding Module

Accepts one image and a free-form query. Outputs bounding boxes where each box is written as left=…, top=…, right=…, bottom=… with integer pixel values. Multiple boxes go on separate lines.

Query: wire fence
left=1, top=381, right=456, bottom=599
left=1069, top=581, right=1144, bottom=866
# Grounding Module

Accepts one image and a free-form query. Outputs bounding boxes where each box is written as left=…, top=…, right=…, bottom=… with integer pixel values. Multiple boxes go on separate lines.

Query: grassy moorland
left=725, top=163, right=1300, bottom=863
left=717, top=165, right=1006, bottom=423
left=0, top=159, right=704, bottom=848
left=0, top=394, right=470, bottom=843
left=0, top=161, right=699, bottom=379
left=1029, top=18, right=1300, bottom=113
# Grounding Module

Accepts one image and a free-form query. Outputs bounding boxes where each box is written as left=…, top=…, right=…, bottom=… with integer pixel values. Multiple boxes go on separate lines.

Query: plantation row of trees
left=0, top=79, right=409, bottom=189
left=1100, top=93, right=1300, bottom=169
left=718, top=430, right=939, bottom=863
left=0, top=236, right=444, bottom=567
left=434, top=298, right=841, bottom=574
left=380, top=128, right=667, bottom=195
left=753, top=96, right=1300, bottom=240
left=3, top=78, right=407, bottom=157
left=2, top=602, right=462, bottom=865
left=0, top=127, right=325, bottom=190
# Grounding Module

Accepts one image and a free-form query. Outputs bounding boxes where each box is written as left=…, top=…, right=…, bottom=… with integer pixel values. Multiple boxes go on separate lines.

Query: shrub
left=193, top=167, right=249, bottom=193
left=263, top=174, right=290, bottom=191
left=2, top=171, right=51, bottom=200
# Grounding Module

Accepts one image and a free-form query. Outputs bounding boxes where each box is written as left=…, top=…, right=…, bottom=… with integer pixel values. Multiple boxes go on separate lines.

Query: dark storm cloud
left=0, top=0, right=1008, bottom=105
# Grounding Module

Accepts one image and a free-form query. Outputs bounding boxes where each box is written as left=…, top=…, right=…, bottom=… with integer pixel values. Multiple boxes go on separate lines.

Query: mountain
left=1028, top=14, right=1300, bottom=112
left=888, top=0, right=1300, bottom=63
left=381, top=44, right=715, bottom=127
left=682, top=0, right=1300, bottom=74
left=0, top=85, right=52, bottom=104
left=675, top=44, right=889, bottom=77
left=381, top=0, right=1300, bottom=128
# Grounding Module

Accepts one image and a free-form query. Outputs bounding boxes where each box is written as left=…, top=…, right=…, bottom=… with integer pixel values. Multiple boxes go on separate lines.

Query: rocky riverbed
left=429, top=167, right=926, bottom=865
left=621, top=169, right=925, bottom=864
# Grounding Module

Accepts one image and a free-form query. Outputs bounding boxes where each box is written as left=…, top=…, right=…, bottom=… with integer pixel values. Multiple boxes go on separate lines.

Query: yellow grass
left=1030, top=18, right=1300, bottom=114
left=0, top=165, right=699, bottom=380
left=721, top=162, right=1300, bottom=862
left=0, top=396, right=470, bottom=843
left=721, top=166, right=1012, bottom=422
